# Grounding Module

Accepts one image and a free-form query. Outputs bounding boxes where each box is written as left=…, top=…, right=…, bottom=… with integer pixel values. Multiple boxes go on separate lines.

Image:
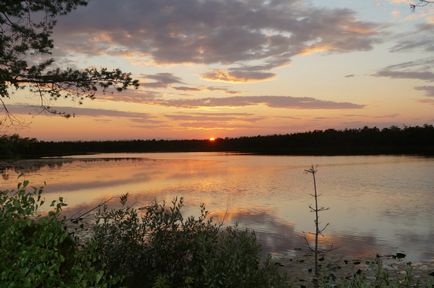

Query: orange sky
left=2, top=0, right=434, bottom=140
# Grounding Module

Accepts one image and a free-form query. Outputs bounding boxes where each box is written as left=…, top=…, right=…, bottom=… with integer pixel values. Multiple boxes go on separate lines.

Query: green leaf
left=95, top=271, right=104, bottom=283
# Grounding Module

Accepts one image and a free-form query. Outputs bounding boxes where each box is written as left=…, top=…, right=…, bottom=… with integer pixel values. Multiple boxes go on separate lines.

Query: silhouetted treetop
left=0, top=0, right=139, bottom=118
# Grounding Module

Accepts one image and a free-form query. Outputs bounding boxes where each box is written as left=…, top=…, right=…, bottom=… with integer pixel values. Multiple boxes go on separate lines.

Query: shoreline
left=273, top=250, right=434, bottom=285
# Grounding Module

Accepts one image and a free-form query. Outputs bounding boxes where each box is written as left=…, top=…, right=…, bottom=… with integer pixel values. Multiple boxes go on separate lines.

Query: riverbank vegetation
left=0, top=182, right=287, bottom=288
left=1, top=125, right=434, bottom=159
left=1, top=181, right=433, bottom=287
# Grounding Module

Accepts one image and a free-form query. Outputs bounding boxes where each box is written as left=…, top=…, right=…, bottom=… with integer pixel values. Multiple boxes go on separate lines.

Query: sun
left=209, top=137, right=216, bottom=142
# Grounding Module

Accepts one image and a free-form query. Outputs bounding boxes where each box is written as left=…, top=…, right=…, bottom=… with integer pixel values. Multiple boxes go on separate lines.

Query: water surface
left=1, top=153, right=433, bottom=261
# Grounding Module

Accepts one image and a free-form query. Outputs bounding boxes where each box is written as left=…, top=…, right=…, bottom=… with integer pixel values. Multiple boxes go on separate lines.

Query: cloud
left=28, top=88, right=361, bottom=112
left=98, top=90, right=161, bottom=103
left=207, top=86, right=239, bottom=94
left=174, top=121, right=257, bottom=130
left=143, top=73, right=184, bottom=88
left=419, top=98, right=434, bottom=105
left=391, top=24, right=434, bottom=53
left=374, top=58, right=434, bottom=102
left=172, top=85, right=240, bottom=94
left=128, top=118, right=168, bottom=129
left=375, top=70, right=434, bottom=80
left=128, top=111, right=265, bottom=130
left=8, top=104, right=153, bottom=119
left=373, top=58, right=434, bottom=81
left=343, top=113, right=399, bottom=119
left=415, top=86, right=434, bottom=97
left=90, top=91, right=365, bottom=110
left=54, top=0, right=381, bottom=77
left=173, top=86, right=202, bottom=92
left=165, top=112, right=263, bottom=123
left=345, top=74, right=355, bottom=78
left=202, top=69, right=275, bottom=82
left=299, top=44, right=334, bottom=56
left=155, top=95, right=364, bottom=109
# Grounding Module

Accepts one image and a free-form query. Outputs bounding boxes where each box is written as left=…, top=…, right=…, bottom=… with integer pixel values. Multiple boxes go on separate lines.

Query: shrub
left=0, top=181, right=117, bottom=288
left=92, top=197, right=289, bottom=288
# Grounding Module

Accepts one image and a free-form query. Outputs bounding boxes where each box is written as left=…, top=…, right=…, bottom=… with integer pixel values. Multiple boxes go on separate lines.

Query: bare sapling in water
left=304, top=166, right=331, bottom=287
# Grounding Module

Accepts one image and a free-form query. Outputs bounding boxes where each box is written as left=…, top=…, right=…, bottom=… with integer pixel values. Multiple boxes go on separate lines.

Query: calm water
left=1, top=153, right=433, bottom=261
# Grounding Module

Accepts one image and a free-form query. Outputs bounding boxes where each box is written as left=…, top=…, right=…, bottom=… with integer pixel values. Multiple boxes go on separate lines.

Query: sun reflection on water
left=1, top=153, right=433, bottom=261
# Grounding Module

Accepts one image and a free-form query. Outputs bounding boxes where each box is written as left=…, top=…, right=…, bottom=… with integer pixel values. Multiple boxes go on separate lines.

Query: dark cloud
left=98, top=90, right=161, bottom=103
left=207, top=86, right=239, bottom=94
left=8, top=104, right=153, bottom=119
left=144, top=73, right=184, bottom=88
left=374, top=59, right=434, bottom=82
left=156, top=95, right=364, bottom=109
left=415, top=86, right=434, bottom=97
left=390, top=24, right=434, bottom=53
left=375, top=70, right=434, bottom=81
left=384, top=59, right=434, bottom=70
left=345, top=74, right=355, bottom=78
left=374, top=58, right=434, bottom=100
left=54, top=0, right=381, bottom=77
left=172, top=86, right=202, bottom=92
left=202, top=69, right=275, bottom=82
left=95, top=94, right=363, bottom=109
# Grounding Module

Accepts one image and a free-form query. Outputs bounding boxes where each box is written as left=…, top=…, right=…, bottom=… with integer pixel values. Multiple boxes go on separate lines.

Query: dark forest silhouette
left=1, top=125, right=434, bottom=159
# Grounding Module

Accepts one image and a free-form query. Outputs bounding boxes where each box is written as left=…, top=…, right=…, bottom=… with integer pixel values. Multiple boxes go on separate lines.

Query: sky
left=3, top=0, right=434, bottom=140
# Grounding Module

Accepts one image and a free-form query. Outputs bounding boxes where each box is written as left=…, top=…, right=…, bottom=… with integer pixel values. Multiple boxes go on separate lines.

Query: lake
left=1, top=153, right=433, bottom=262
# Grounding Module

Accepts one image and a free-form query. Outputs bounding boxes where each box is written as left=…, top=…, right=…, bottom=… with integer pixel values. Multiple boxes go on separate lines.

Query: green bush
left=0, top=181, right=117, bottom=288
left=92, top=197, right=289, bottom=288
left=0, top=182, right=288, bottom=288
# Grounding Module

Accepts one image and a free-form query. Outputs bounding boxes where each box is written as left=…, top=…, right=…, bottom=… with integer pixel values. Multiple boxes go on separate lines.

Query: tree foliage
left=0, top=0, right=139, bottom=117
left=1, top=125, right=434, bottom=159
left=0, top=181, right=119, bottom=287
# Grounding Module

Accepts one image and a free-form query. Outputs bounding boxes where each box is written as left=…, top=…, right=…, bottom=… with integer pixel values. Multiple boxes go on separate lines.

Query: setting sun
left=209, top=137, right=216, bottom=142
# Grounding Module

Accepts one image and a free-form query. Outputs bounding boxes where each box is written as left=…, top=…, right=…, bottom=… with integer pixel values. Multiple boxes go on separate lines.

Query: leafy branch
left=0, top=0, right=139, bottom=120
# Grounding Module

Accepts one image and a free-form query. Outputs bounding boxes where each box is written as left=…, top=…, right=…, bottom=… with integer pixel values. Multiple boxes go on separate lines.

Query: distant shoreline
left=2, top=125, right=434, bottom=159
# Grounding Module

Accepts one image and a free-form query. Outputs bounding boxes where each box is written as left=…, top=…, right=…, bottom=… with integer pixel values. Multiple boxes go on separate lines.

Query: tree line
left=1, top=125, right=434, bottom=159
